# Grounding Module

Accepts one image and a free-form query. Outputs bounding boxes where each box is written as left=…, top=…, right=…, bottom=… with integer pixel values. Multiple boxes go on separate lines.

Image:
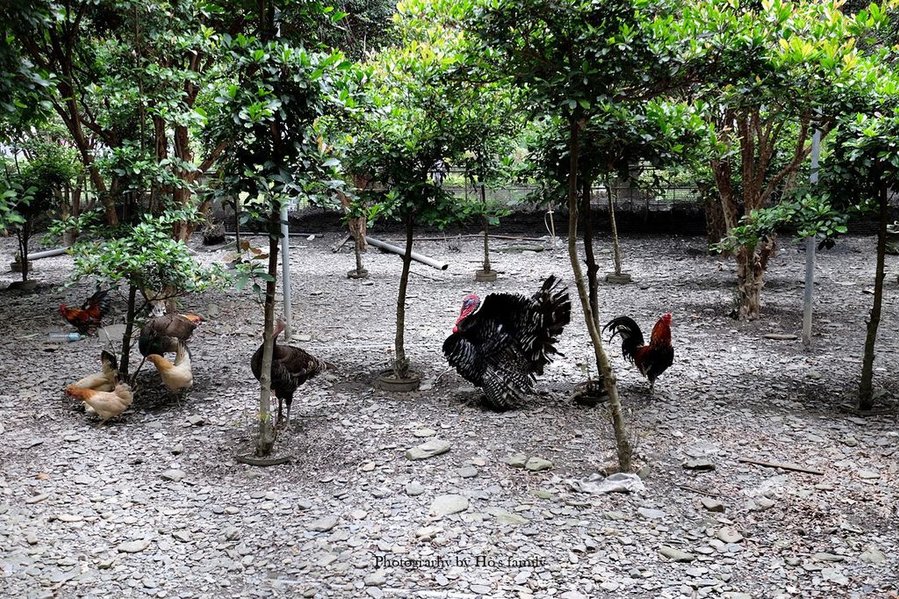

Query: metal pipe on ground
left=26, top=247, right=69, bottom=260
left=366, top=236, right=449, bottom=271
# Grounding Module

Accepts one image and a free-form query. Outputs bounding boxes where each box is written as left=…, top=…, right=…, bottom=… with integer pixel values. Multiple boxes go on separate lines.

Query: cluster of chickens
left=61, top=291, right=202, bottom=422
left=59, top=276, right=674, bottom=425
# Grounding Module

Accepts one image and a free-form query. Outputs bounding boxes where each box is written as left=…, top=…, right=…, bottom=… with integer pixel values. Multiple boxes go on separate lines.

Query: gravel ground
left=0, top=230, right=897, bottom=599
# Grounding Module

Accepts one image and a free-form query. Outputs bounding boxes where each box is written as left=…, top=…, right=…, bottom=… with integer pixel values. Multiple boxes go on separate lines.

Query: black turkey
left=442, top=275, right=571, bottom=410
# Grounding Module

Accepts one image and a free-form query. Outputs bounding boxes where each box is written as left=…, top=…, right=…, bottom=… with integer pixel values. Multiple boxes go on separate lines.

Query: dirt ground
left=0, top=229, right=896, bottom=599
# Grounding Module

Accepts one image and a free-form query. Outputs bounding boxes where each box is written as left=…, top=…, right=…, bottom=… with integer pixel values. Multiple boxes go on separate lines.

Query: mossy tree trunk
left=565, top=117, right=632, bottom=472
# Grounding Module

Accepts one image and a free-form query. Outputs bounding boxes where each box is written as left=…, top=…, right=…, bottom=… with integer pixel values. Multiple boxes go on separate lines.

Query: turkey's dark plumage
left=250, top=319, right=330, bottom=427
left=443, top=275, right=571, bottom=410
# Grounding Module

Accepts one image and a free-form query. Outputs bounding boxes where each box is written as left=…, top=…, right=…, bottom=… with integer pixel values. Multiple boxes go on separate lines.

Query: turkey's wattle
left=443, top=276, right=571, bottom=410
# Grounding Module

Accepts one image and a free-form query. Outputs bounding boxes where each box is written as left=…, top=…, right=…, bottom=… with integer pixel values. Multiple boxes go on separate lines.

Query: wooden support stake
left=737, top=457, right=823, bottom=476
left=332, top=233, right=352, bottom=253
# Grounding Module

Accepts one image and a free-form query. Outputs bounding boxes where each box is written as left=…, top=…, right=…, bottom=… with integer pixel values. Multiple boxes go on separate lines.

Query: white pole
left=802, top=129, right=822, bottom=348
left=280, top=202, right=292, bottom=339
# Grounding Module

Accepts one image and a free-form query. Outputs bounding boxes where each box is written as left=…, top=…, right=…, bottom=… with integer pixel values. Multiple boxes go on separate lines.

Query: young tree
left=214, top=11, right=355, bottom=455
left=466, top=0, right=702, bottom=470
left=343, top=0, right=490, bottom=386
left=825, top=104, right=899, bottom=410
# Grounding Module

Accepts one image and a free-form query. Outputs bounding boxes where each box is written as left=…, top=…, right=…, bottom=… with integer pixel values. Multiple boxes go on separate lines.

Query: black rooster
left=443, top=275, right=571, bottom=410
left=251, top=318, right=331, bottom=428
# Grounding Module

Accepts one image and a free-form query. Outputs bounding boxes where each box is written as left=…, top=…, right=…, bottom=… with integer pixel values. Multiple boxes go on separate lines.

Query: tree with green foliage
left=1, top=142, right=79, bottom=281
left=823, top=104, right=899, bottom=410
left=343, top=1, right=491, bottom=385
left=213, top=6, right=355, bottom=456
left=56, top=208, right=228, bottom=377
left=671, top=0, right=891, bottom=319
left=466, top=0, right=701, bottom=470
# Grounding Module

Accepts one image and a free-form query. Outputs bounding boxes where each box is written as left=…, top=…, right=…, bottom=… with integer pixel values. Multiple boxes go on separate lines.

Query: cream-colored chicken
left=147, top=342, right=193, bottom=397
left=65, top=383, right=133, bottom=423
left=71, top=350, right=119, bottom=392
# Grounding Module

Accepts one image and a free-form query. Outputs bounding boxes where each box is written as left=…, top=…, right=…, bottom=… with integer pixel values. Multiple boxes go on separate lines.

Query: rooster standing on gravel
left=443, top=275, right=571, bottom=410
left=603, top=313, right=674, bottom=394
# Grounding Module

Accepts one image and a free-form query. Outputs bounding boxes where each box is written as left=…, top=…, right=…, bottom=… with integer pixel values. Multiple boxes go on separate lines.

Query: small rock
left=458, top=466, right=478, bottom=479
left=659, top=546, right=696, bottom=562
left=187, top=415, right=205, bottom=426
left=429, top=494, right=469, bottom=517
left=638, top=507, right=666, bottom=520
left=171, top=444, right=184, bottom=455
left=117, top=539, right=152, bottom=554
left=857, top=469, right=880, bottom=480
left=161, top=469, right=186, bottom=482
left=412, top=428, right=436, bottom=438
left=364, top=570, right=387, bottom=587
left=813, top=553, right=846, bottom=562
left=405, top=482, right=425, bottom=496
left=405, top=439, right=451, bottom=461
left=308, top=516, right=338, bottom=532
left=683, top=459, right=716, bottom=471
left=716, top=527, right=743, bottom=544
left=860, top=547, right=886, bottom=564
left=821, top=567, right=848, bottom=585
left=172, top=531, right=191, bottom=543
left=505, top=453, right=528, bottom=468
left=524, top=457, right=553, bottom=472
left=700, top=498, right=724, bottom=512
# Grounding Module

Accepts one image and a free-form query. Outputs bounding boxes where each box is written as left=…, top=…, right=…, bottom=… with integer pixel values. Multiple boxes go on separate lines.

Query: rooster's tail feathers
left=85, top=289, right=111, bottom=317
left=603, top=315, right=645, bottom=361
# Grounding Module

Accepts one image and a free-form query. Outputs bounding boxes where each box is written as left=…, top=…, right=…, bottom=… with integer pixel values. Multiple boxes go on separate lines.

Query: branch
left=195, top=141, right=229, bottom=178
left=738, top=456, right=823, bottom=476
left=760, top=114, right=816, bottom=204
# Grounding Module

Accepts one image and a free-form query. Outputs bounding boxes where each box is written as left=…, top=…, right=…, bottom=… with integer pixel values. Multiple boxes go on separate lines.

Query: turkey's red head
left=452, top=294, right=481, bottom=333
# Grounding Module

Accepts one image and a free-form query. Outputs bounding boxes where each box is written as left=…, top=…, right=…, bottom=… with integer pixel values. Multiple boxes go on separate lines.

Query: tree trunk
left=859, top=178, right=889, bottom=410
left=120, top=284, right=137, bottom=379
left=581, top=177, right=599, bottom=326
left=17, top=221, right=30, bottom=282
left=606, top=180, right=623, bottom=276
left=565, top=118, right=632, bottom=472
left=393, top=212, right=414, bottom=379
left=234, top=195, right=242, bottom=252
left=480, top=184, right=491, bottom=273
left=255, top=206, right=280, bottom=456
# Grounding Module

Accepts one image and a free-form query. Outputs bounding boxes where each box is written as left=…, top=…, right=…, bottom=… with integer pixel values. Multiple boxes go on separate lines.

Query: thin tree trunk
left=606, top=180, right=622, bottom=276
left=393, top=212, right=414, bottom=379
left=354, top=236, right=365, bottom=274
left=481, top=184, right=491, bottom=273
left=234, top=195, right=242, bottom=252
left=255, top=206, right=279, bottom=456
left=120, top=284, right=137, bottom=378
left=17, top=222, right=29, bottom=282
left=565, top=118, right=632, bottom=472
left=581, top=177, right=599, bottom=326
left=859, top=178, right=889, bottom=410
